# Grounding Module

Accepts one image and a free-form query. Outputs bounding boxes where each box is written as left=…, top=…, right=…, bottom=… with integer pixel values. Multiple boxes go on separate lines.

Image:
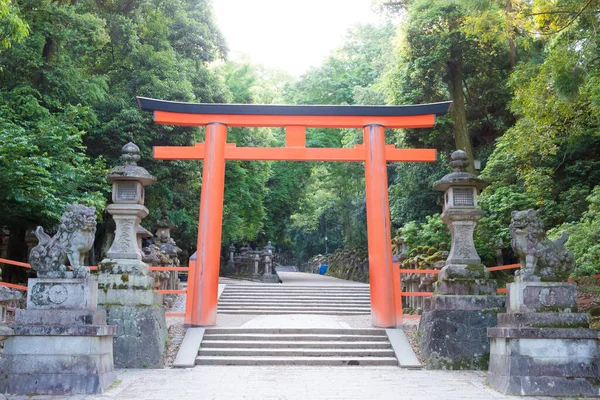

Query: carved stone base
left=487, top=281, right=600, bottom=396
left=434, top=279, right=497, bottom=295
left=0, top=334, right=116, bottom=395
left=507, top=281, right=577, bottom=313
left=419, top=294, right=505, bottom=370
left=98, top=270, right=166, bottom=369
left=27, top=277, right=97, bottom=310
left=0, top=278, right=116, bottom=395
left=487, top=326, right=599, bottom=396
left=102, top=304, right=167, bottom=368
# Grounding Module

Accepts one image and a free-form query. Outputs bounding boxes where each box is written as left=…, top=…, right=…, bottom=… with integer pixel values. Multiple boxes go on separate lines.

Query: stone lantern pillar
left=225, top=243, right=236, bottom=276
left=433, top=150, right=490, bottom=291
left=97, top=142, right=167, bottom=369
left=418, top=150, right=505, bottom=370
left=262, top=241, right=278, bottom=283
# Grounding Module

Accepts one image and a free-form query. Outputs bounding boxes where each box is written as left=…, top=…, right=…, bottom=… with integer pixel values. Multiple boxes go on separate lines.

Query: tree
left=383, top=0, right=514, bottom=172
left=0, top=0, right=109, bottom=281
left=0, top=0, right=28, bottom=50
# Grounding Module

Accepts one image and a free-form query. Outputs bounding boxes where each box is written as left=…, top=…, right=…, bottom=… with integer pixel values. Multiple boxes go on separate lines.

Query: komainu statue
left=509, top=209, right=575, bottom=282
left=29, top=204, right=97, bottom=277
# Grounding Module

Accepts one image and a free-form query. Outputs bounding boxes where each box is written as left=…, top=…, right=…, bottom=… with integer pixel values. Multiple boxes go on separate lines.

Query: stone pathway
left=5, top=367, right=586, bottom=400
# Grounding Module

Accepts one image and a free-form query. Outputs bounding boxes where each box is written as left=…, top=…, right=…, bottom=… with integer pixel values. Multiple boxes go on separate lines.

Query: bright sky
left=211, top=0, right=381, bottom=76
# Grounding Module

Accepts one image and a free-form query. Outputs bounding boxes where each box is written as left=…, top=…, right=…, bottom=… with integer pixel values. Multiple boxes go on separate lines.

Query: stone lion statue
left=29, top=204, right=97, bottom=277
left=509, top=209, right=575, bottom=282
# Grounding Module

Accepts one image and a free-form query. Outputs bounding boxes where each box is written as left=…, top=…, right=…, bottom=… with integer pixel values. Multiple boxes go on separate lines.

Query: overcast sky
left=211, top=0, right=382, bottom=76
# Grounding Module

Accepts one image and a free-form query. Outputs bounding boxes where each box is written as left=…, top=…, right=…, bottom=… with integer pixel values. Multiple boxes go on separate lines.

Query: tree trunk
left=506, top=0, right=517, bottom=69
left=445, top=60, right=475, bottom=173
left=4, top=227, right=28, bottom=284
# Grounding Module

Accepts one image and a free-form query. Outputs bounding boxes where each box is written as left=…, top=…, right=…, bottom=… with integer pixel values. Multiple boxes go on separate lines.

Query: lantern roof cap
left=434, top=150, right=486, bottom=192
left=107, top=142, right=156, bottom=186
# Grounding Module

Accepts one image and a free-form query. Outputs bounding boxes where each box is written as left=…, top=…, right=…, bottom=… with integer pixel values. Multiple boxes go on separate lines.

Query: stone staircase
left=217, top=284, right=371, bottom=315
left=195, top=327, right=398, bottom=366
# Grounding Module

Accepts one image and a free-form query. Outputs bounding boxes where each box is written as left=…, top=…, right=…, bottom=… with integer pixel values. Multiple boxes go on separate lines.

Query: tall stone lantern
left=104, top=142, right=156, bottom=268
left=418, top=150, right=505, bottom=370
left=433, top=150, right=487, bottom=283
left=98, top=142, right=167, bottom=369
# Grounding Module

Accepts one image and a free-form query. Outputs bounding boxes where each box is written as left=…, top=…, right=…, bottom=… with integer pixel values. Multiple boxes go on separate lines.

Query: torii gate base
left=138, top=98, right=451, bottom=328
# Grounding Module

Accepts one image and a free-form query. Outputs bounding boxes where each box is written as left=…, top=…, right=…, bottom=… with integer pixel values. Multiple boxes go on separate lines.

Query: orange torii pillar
left=194, top=123, right=227, bottom=326
left=137, top=97, right=451, bottom=328
left=364, top=125, right=401, bottom=327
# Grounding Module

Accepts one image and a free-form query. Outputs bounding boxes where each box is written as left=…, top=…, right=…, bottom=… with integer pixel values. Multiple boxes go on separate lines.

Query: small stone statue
left=510, top=209, right=575, bottom=282
left=29, top=204, right=96, bottom=277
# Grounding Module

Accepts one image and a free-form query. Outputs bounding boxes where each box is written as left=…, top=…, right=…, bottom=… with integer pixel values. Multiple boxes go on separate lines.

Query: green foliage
left=549, top=187, right=600, bottom=277
left=389, top=160, right=448, bottom=226
left=0, top=0, right=28, bottom=50
left=0, top=90, right=107, bottom=227
left=402, top=214, right=450, bottom=249
left=383, top=0, right=514, bottom=168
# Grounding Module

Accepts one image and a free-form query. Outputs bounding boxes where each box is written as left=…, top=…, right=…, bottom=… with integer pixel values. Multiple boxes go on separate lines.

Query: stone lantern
left=262, top=241, right=278, bottom=283
left=225, top=243, right=236, bottom=276
left=155, top=215, right=175, bottom=241
left=433, top=150, right=487, bottom=277
left=104, top=142, right=156, bottom=269
left=418, top=150, right=505, bottom=371
left=98, top=142, right=166, bottom=370
left=263, top=241, right=275, bottom=255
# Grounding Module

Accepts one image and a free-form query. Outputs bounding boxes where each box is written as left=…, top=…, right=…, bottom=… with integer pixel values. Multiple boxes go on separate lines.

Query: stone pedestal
left=419, top=293, right=505, bottom=369
left=0, top=276, right=116, bottom=395
left=487, top=281, right=600, bottom=396
left=262, top=256, right=279, bottom=283
left=97, top=261, right=167, bottom=369
left=0, top=286, right=20, bottom=340
left=419, top=263, right=505, bottom=369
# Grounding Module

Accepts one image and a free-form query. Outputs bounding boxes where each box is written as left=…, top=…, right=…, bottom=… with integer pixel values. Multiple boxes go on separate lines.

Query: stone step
left=219, top=296, right=371, bottom=301
left=202, top=333, right=388, bottom=342
left=227, top=283, right=369, bottom=290
left=221, top=291, right=369, bottom=295
left=221, top=292, right=370, bottom=297
left=216, top=310, right=370, bottom=315
left=217, top=305, right=370, bottom=310
left=218, top=300, right=371, bottom=305
left=198, top=348, right=395, bottom=357
left=200, top=340, right=392, bottom=349
left=204, top=328, right=386, bottom=335
left=195, top=356, right=398, bottom=366
left=223, top=287, right=370, bottom=296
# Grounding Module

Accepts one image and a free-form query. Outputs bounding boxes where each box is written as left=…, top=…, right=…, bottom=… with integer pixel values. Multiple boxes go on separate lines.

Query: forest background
left=1, top=0, right=599, bottom=283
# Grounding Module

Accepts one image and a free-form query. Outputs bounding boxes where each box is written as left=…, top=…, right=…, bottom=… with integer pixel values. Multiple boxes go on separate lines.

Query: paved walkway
left=278, top=271, right=368, bottom=286
left=6, top=367, right=579, bottom=400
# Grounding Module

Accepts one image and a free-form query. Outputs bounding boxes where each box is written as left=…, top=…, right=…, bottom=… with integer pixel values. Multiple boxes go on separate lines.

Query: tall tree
left=384, top=0, right=514, bottom=172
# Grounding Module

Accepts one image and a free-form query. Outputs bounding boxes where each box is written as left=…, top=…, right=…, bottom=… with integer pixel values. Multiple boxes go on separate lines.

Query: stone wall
left=321, top=249, right=369, bottom=283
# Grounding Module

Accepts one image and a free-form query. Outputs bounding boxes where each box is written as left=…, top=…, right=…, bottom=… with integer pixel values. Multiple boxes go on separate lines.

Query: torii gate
left=137, top=97, right=451, bottom=328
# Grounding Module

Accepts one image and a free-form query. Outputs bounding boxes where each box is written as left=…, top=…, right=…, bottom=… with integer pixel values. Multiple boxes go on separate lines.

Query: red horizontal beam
left=154, top=144, right=437, bottom=163
left=154, top=111, right=436, bottom=129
